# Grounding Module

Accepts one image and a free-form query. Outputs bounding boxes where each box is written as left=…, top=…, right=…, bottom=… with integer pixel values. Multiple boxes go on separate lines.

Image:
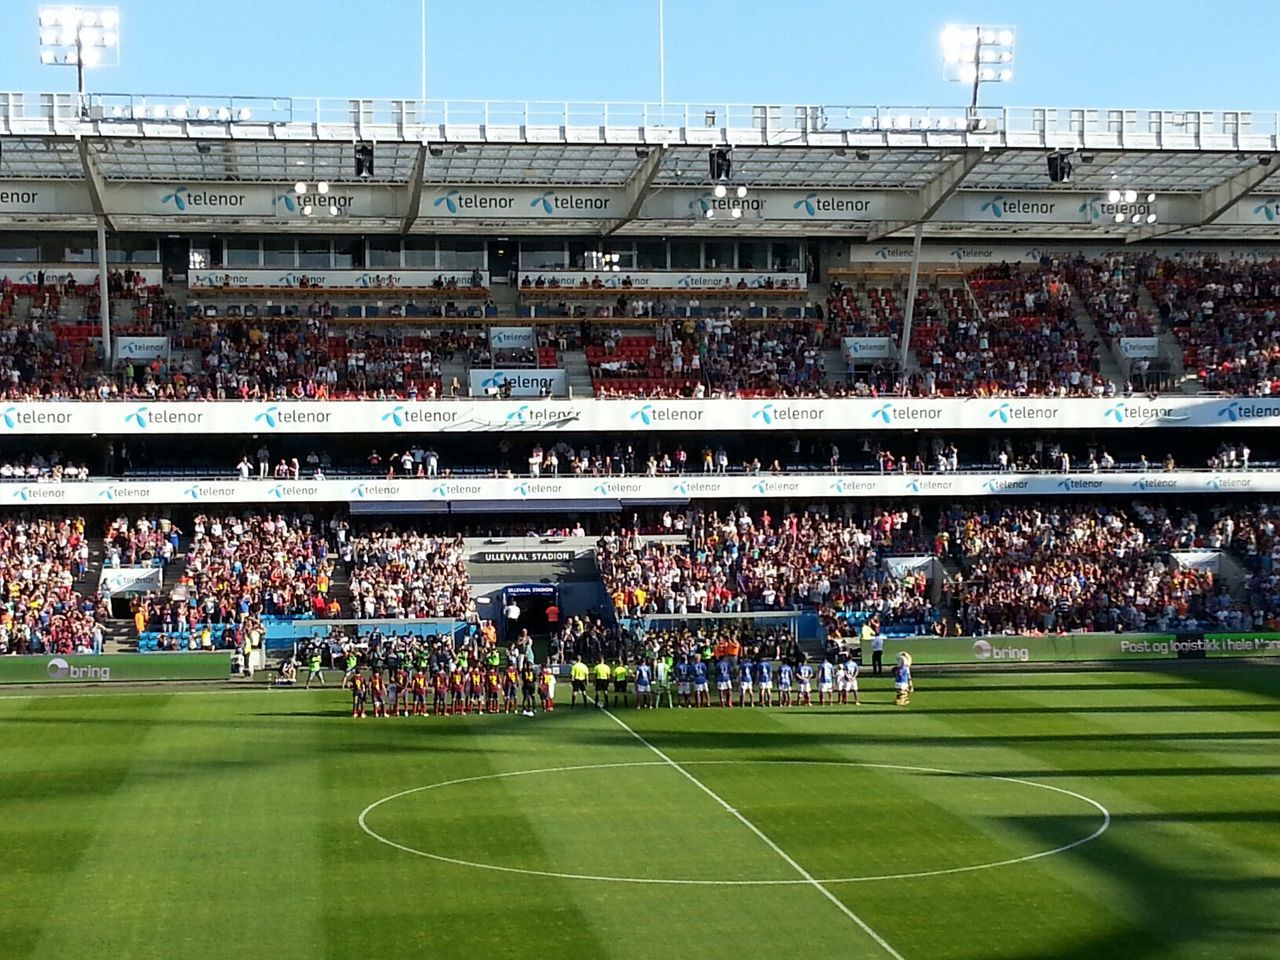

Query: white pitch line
left=595, top=702, right=907, bottom=960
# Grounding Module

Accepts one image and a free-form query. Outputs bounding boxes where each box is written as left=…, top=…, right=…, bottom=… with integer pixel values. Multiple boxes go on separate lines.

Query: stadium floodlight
left=941, top=23, right=1014, bottom=116
left=293, top=181, right=344, bottom=218
left=713, top=184, right=728, bottom=199
left=1101, top=188, right=1158, bottom=228
left=37, top=5, right=120, bottom=117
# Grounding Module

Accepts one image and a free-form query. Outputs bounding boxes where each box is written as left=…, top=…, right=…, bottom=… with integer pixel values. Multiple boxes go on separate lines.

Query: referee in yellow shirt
left=592, top=660, right=612, bottom=709
left=570, top=656, right=590, bottom=709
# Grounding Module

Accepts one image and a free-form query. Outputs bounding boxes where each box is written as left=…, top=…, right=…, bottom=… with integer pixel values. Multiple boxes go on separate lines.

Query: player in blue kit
left=716, top=657, right=733, bottom=708
left=634, top=660, right=652, bottom=709
left=817, top=658, right=835, bottom=706
left=778, top=661, right=793, bottom=707
left=692, top=655, right=710, bottom=708
left=797, top=661, right=814, bottom=706
left=675, top=657, right=693, bottom=708
left=756, top=658, right=773, bottom=707
left=841, top=653, right=861, bottom=706
left=737, top=659, right=755, bottom=708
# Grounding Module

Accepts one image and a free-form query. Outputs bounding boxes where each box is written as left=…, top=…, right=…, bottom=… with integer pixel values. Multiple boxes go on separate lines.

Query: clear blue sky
left=2, top=0, right=1277, bottom=110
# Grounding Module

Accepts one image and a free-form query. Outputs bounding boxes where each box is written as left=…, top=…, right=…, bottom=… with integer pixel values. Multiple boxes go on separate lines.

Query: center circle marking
left=358, top=760, right=1111, bottom=886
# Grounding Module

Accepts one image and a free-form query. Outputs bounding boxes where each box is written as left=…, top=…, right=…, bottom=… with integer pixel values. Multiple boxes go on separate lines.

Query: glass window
left=703, top=241, right=735, bottom=270
left=567, top=240, right=594, bottom=269
left=262, top=237, right=295, bottom=269
left=62, top=234, right=95, bottom=263
left=737, top=241, right=769, bottom=271
left=108, top=236, right=160, bottom=264
left=518, top=241, right=567, bottom=270
left=669, top=241, right=700, bottom=269
left=333, top=237, right=362, bottom=270
left=0, top=235, right=41, bottom=262
left=635, top=241, right=667, bottom=270
left=403, top=237, right=436, bottom=268
left=367, top=238, right=401, bottom=268
left=298, top=239, right=331, bottom=270
left=438, top=240, right=484, bottom=270
left=602, top=240, right=635, bottom=269
left=225, top=238, right=260, bottom=268
left=771, top=241, right=801, bottom=273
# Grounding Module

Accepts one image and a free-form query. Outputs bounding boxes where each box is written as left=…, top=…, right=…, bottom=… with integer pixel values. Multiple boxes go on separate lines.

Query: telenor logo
left=531, top=191, right=556, bottom=214
left=381, top=405, right=407, bottom=427
left=254, top=405, right=279, bottom=428
left=751, top=403, right=775, bottom=425
left=630, top=404, right=655, bottom=426
left=871, top=403, right=894, bottom=424
left=161, top=186, right=189, bottom=211
left=980, top=196, right=1006, bottom=218
left=1252, top=200, right=1280, bottom=222
left=793, top=192, right=820, bottom=216
left=125, top=406, right=149, bottom=428
left=988, top=402, right=1012, bottom=424
left=1103, top=403, right=1125, bottom=423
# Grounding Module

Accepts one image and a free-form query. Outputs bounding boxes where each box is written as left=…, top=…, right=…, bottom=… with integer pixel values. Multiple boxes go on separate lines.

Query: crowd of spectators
left=0, top=516, right=101, bottom=655
left=903, top=265, right=1105, bottom=397
left=598, top=507, right=934, bottom=631
left=941, top=502, right=1232, bottom=634
left=10, top=257, right=1280, bottom=401
left=0, top=451, right=91, bottom=481
left=137, top=512, right=335, bottom=637
left=1147, top=256, right=1280, bottom=395
left=346, top=529, right=475, bottom=620
left=104, top=515, right=179, bottom=569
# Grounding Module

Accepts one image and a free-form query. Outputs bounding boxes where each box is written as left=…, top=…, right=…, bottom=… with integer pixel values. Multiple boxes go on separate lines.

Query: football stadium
left=1, top=3, right=1279, bottom=958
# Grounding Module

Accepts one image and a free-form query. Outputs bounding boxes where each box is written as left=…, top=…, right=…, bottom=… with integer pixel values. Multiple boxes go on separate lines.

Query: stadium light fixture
left=291, top=181, right=341, bottom=217
left=941, top=23, right=1014, bottom=118
left=1101, top=187, right=1158, bottom=228
left=37, top=5, right=120, bottom=117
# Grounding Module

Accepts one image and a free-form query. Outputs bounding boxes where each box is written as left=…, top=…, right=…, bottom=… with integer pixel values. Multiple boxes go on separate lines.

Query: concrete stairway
left=438, top=355, right=468, bottom=396
left=1069, top=293, right=1126, bottom=387
left=488, top=281, right=521, bottom=318
left=1216, top=550, right=1252, bottom=603
left=561, top=349, right=595, bottom=397
left=1134, top=283, right=1198, bottom=394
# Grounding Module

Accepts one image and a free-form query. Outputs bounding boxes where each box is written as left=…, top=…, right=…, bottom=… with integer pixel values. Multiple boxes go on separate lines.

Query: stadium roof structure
left=2, top=92, right=1280, bottom=240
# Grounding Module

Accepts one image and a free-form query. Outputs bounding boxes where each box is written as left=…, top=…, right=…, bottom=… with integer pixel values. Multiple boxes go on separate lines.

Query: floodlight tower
left=38, top=6, right=121, bottom=117
left=941, top=25, right=1014, bottom=118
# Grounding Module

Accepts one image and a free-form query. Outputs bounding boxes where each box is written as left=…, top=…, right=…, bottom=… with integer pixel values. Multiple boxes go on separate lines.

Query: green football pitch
left=2, top=666, right=1277, bottom=960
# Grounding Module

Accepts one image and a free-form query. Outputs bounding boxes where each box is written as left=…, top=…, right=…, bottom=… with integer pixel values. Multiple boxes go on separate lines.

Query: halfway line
left=594, top=702, right=907, bottom=960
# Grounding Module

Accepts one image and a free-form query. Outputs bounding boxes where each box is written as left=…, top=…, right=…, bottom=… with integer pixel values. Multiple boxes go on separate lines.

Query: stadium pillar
left=897, top=223, right=924, bottom=372
left=96, top=216, right=111, bottom=364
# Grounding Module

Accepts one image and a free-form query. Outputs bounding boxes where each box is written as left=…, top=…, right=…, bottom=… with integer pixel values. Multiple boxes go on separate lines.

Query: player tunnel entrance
left=499, top=583, right=560, bottom=642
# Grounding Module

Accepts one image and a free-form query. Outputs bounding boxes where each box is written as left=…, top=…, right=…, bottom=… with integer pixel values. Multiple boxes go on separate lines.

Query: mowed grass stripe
left=14, top=693, right=327, bottom=960
left=621, top=691, right=1126, bottom=960
left=0, top=695, right=173, bottom=960
left=908, top=672, right=1280, bottom=959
